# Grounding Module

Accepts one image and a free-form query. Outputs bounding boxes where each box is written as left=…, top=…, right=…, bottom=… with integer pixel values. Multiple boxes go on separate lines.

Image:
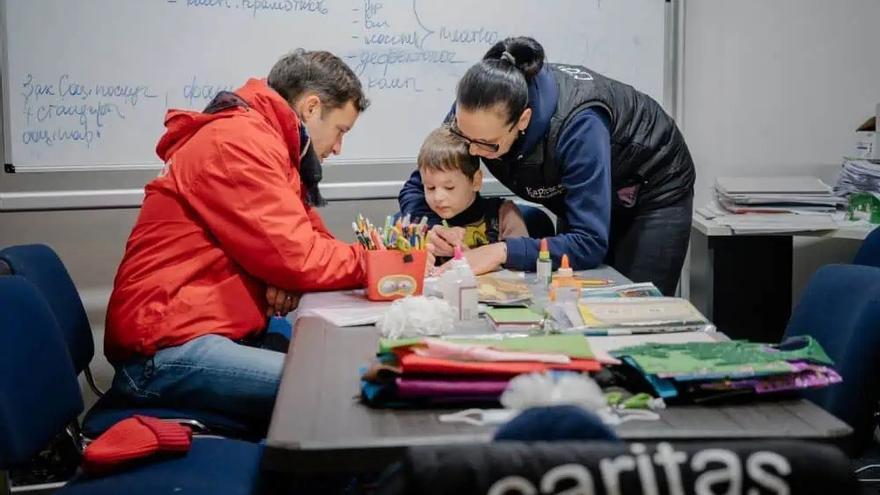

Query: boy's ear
left=472, top=169, right=483, bottom=192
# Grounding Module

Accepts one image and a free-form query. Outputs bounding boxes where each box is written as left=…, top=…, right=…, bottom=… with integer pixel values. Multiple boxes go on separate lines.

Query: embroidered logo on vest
left=555, top=64, right=594, bottom=81
left=526, top=185, right=566, bottom=199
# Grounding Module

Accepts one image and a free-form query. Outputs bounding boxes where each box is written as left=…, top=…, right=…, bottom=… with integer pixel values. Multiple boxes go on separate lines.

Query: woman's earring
left=519, top=129, right=526, bottom=136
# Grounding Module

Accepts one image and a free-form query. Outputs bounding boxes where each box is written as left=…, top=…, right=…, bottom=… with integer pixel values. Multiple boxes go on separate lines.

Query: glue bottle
left=440, top=246, right=479, bottom=320
left=551, top=254, right=579, bottom=303
left=536, top=238, right=552, bottom=288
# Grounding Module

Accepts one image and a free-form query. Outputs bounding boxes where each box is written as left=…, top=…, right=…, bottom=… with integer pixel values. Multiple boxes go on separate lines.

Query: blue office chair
left=0, top=276, right=84, bottom=470
left=783, top=263, right=880, bottom=452
left=0, top=244, right=95, bottom=389
left=0, top=244, right=255, bottom=440
left=0, top=275, right=264, bottom=495
left=854, top=226, right=880, bottom=268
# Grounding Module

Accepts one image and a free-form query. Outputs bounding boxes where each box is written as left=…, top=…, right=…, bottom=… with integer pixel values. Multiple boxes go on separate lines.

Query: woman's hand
left=265, top=286, right=301, bottom=316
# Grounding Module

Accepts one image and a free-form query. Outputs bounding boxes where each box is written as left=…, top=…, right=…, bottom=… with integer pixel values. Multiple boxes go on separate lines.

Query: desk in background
left=690, top=214, right=872, bottom=342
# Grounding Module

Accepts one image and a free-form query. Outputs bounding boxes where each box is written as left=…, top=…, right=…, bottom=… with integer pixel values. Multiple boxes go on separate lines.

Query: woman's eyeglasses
left=448, top=120, right=517, bottom=153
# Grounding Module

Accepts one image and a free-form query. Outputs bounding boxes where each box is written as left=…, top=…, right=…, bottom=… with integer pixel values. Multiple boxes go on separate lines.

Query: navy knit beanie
left=493, top=405, right=619, bottom=442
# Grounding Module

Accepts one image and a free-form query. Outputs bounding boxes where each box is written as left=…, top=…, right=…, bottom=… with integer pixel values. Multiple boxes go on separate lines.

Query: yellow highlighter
left=575, top=277, right=615, bottom=287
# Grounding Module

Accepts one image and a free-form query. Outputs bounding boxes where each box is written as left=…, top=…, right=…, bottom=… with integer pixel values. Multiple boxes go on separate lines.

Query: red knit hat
left=82, top=415, right=192, bottom=474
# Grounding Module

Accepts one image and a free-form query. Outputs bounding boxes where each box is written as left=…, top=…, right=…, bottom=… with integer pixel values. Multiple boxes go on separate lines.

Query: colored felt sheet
left=379, top=334, right=595, bottom=359
left=396, top=350, right=600, bottom=376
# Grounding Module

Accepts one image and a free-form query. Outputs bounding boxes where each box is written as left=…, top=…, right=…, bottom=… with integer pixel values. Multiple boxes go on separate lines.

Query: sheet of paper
left=577, top=297, right=707, bottom=328
left=296, top=289, right=391, bottom=327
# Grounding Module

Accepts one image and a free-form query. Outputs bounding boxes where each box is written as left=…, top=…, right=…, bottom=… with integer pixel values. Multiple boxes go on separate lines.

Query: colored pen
left=575, top=278, right=616, bottom=287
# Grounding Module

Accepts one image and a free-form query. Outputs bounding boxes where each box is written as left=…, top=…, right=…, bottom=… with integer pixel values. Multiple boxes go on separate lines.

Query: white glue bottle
left=536, top=238, right=552, bottom=288
left=440, top=245, right=479, bottom=320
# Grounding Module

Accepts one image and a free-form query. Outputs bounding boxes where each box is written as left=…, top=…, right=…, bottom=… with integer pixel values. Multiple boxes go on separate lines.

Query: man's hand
left=427, top=225, right=467, bottom=257
left=265, top=286, right=301, bottom=316
left=438, top=242, right=507, bottom=276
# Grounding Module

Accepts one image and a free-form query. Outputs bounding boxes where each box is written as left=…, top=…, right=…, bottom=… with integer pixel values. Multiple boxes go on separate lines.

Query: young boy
left=418, top=126, right=528, bottom=264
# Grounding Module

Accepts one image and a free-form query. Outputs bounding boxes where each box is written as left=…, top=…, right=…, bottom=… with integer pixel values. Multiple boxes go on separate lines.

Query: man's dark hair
left=268, top=49, right=369, bottom=112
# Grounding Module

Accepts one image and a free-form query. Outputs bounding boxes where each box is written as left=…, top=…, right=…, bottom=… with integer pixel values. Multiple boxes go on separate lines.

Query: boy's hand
left=265, top=286, right=301, bottom=316
left=427, top=225, right=467, bottom=256
left=425, top=243, right=437, bottom=276
left=438, top=243, right=507, bottom=276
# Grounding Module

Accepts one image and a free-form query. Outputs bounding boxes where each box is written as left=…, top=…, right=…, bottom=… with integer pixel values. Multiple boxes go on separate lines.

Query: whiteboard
left=2, top=0, right=667, bottom=172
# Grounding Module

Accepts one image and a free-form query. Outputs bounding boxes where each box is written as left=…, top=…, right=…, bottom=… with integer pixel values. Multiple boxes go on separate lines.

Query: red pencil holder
left=365, top=249, right=428, bottom=301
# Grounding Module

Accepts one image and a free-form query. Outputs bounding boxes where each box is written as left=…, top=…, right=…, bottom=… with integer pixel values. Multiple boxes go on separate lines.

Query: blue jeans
left=109, top=334, right=284, bottom=424
left=606, top=192, right=694, bottom=296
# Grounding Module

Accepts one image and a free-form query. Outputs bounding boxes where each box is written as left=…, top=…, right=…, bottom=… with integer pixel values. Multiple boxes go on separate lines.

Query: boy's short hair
left=417, top=126, right=481, bottom=179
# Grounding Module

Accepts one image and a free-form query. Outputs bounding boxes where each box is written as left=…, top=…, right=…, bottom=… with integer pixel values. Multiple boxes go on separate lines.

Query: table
left=690, top=214, right=872, bottom=342
left=263, top=265, right=852, bottom=476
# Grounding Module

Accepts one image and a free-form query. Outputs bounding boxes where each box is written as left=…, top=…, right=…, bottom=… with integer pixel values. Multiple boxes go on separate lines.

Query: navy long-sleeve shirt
left=398, top=107, right=612, bottom=271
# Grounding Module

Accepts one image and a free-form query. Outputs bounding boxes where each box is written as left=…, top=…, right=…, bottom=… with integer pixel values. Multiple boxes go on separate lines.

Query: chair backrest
left=0, top=276, right=84, bottom=467
left=784, top=263, right=880, bottom=450
left=0, top=244, right=94, bottom=374
left=377, top=440, right=857, bottom=494
left=854, top=226, right=880, bottom=268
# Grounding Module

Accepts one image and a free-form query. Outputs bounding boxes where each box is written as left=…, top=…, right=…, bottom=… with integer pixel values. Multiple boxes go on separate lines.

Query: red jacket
left=105, top=79, right=365, bottom=362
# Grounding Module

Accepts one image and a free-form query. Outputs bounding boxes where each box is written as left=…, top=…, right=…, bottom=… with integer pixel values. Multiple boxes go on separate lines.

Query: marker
left=576, top=278, right=615, bottom=287
left=370, top=229, right=386, bottom=250
left=582, top=329, right=636, bottom=336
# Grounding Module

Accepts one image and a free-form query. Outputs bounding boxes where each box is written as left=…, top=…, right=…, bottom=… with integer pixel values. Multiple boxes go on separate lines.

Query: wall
left=681, top=0, right=878, bottom=304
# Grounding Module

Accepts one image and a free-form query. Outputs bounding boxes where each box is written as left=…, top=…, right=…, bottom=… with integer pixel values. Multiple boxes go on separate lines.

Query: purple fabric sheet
left=394, top=377, right=510, bottom=399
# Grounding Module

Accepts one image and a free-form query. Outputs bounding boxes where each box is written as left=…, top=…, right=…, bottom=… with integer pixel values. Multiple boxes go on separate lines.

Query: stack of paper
left=360, top=335, right=602, bottom=407
left=570, top=297, right=713, bottom=335
left=611, top=336, right=841, bottom=402
left=716, top=176, right=844, bottom=212
left=477, top=272, right=532, bottom=305
left=486, top=307, right=544, bottom=332
left=835, top=159, right=880, bottom=196
left=581, top=282, right=663, bottom=299
left=699, top=176, right=846, bottom=234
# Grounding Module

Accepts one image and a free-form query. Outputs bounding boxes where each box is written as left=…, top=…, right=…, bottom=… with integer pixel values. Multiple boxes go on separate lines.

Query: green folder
left=486, top=307, right=544, bottom=324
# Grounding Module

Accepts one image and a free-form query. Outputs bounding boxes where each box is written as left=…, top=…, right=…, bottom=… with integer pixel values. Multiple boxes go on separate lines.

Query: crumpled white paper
left=377, top=296, right=456, bottom=339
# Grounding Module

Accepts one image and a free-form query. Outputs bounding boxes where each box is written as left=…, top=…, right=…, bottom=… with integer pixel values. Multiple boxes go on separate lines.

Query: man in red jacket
left=104, top=50, right=368, bottom=426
